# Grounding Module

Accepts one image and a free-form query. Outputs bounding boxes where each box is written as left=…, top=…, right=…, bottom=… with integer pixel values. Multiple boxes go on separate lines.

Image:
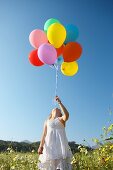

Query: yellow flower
left=71, top=157, right=76, bottom=164
left=110, top=145, right=113, bottom=149
left=108, top=124, right=113, bottom=131
left=105, top=157, right=110, bottom=162
left=13, top=157, right=16, bottom=161
left=102, top=148, right=105, bottom=152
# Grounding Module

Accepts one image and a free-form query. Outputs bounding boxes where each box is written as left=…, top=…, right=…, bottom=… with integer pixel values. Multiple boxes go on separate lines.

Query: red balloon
left=63, top=42, right=82, bottom=62
left=29, top=49, right=44, bottom=66
left=56, top=45, right=65, bottom=57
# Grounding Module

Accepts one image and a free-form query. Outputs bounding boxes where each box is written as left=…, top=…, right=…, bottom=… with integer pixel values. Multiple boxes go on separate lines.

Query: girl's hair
left=48, top=109, right=62, bottom=120
left=48, top=112, right=52, bottom=120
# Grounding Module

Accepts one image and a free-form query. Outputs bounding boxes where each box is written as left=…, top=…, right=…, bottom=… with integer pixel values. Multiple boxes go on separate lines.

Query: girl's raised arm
left=56, top=96, right=69, bottom=122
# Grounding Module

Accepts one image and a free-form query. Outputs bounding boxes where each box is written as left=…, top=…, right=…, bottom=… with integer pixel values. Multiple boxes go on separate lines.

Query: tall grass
left=0, top=107, right=113, bottom=170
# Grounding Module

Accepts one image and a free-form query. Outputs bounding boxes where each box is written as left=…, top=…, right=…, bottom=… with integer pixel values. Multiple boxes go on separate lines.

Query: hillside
left=0, top=140, right=92, bottom=153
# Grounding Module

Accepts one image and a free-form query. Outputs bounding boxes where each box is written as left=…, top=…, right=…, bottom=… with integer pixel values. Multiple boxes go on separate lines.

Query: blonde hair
left=48, top=112, right=52, bottom=120
left=48, top=108, right=62, bottom=120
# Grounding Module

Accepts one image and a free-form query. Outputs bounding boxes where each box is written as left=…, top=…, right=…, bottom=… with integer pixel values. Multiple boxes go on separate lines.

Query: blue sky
left=0, top=0, right=113, bottom=147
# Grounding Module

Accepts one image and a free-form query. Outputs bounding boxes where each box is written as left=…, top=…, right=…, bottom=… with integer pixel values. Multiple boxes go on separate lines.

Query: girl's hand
left=55, top=96, right=61, bottom=104
left=38, top=146, right=43, bottom=155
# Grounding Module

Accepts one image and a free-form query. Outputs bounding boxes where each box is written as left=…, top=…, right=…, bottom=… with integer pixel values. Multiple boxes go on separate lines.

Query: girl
left=38, top=96, right=73, bottom=170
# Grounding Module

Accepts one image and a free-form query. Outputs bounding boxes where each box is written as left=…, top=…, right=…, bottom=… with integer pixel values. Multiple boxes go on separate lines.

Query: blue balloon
left=64, top=24, right=79, bottom=44
left=55, top=56, right=64, bottom=65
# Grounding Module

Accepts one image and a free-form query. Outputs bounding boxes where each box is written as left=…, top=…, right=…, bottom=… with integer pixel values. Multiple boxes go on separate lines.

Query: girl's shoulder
left=44, top=119, right=48, bottom=126
left=45, top=118, right=50, bottom=124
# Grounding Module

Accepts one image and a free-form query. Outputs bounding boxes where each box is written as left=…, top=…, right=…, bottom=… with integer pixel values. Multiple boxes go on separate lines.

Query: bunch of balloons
left=29, top=18, right=82, bottom=76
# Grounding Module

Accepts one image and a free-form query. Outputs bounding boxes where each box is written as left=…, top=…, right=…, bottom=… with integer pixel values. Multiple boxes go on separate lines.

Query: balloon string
left=54, top=64, right=59, bottom=98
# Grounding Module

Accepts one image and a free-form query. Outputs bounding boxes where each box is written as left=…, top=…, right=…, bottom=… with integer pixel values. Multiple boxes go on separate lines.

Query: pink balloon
left=29, top=29, right=48, bottom=48
left=38, top=43, right=57, bottom=65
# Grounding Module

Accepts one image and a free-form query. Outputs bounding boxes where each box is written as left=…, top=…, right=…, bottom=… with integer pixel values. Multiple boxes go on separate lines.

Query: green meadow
left=0, top=122, right=113, bottom=170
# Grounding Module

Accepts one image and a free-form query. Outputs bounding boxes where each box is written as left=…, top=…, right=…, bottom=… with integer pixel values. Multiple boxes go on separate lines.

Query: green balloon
left=44, top=18, right=60, bottom=33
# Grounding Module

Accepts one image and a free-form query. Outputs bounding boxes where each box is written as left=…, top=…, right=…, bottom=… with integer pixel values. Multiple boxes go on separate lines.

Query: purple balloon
left=38, top=43, right=57, bottom=65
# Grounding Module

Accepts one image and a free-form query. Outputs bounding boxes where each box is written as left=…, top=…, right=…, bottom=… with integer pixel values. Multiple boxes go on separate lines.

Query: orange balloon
left=56, top=45, right=65, bottom=57
left=63, top=42, right=82, bottom=62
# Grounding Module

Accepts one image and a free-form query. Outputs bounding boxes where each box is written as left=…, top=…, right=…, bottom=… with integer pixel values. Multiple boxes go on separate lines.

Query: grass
left=0, top=142, right=113, bottom=170
left=0, top=151, right=39, bottom=170
left=0, top=110, right=113, bottom=169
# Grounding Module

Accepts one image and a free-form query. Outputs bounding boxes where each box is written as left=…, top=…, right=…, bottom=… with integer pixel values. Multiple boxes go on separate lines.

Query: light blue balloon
left=64, top=24, right=79, bottom=44
left=55, top=56, right=64, bottom=65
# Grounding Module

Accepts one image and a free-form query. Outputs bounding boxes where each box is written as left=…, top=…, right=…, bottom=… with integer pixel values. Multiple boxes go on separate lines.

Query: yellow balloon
left=47, top=23, right=66, bottom=48
left=61, top=61, right=78, bottom=76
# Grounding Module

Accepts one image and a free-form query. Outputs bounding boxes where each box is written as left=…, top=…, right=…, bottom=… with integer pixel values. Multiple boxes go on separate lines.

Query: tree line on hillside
left=0, top=140, right=92, bottom=154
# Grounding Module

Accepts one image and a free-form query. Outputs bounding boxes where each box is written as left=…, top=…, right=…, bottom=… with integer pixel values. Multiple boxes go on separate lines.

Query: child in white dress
left=38, top=96, right=73, bottom=170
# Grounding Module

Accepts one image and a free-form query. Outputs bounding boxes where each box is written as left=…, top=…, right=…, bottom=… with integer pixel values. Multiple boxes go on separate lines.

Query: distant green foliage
left=0, top=141, right=40, bottom=153
left=0, top=140, right=89, bottom=153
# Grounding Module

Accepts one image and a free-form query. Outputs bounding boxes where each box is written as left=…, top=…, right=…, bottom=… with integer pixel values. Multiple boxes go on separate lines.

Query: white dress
left=38, top=117, right=73, bottom=170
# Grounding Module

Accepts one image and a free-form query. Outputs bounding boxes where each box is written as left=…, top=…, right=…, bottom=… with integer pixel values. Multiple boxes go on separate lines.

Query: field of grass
left=0, top=141, right=113, bottom=170
left=0, top=115, right=113, bottom=169
left=71, top=143, right=113, bottom=170
left=0, top=151, right=39, bottom=170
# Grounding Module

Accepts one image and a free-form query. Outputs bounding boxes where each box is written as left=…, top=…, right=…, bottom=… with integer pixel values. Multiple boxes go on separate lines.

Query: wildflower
left=11, top=166, right=15, bottom=169
left=13, top=157, right=16, bottom=161
left=71, top=157, right=77, bottom=164
left=85, top=149, right=88, bottom=155
left=7, top=147, right=11, bottom=151
left=102, top=148, right=105, bottom=152
left=105, top=157, right=110, bottom=162
left=108, top=124, right=113, bottom=131
left=32, top=149, right=35, bottom=153
left=78, top=145, right=82, bottom=149
left=110, top=145, right=113, bottom=149
left=10, top=149, right=14, bottom=153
